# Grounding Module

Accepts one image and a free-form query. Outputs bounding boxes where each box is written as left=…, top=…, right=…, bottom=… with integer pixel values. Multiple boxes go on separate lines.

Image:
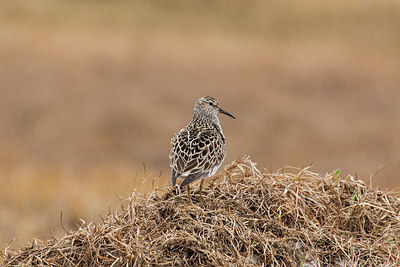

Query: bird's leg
left=199, top=179, right=204, bottom=204
left=187, top=185, right=191, bottom=205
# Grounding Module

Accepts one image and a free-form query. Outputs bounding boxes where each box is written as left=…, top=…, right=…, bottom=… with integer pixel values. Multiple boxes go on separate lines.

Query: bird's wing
left=170, top=127, right=226, bottom=186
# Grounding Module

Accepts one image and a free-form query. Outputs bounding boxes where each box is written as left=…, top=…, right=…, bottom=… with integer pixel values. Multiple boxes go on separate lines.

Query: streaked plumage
left=169, top=96, right=235, bottom=196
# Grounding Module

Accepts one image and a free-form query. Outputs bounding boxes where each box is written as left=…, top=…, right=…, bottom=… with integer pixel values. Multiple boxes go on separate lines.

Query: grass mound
left=4, top=157, right=400, bottom=266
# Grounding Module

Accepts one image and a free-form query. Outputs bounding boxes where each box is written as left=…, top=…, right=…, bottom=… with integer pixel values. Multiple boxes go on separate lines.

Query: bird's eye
left=209, top=102, right=213, bottom=106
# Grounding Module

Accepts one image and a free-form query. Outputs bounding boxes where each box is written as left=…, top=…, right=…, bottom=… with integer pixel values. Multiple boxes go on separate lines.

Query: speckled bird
left=169, top=96, right=235, bottom=203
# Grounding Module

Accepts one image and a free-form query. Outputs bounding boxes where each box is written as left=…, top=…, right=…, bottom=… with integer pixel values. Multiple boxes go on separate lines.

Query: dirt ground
left=1, top=0, right=400, bottom=252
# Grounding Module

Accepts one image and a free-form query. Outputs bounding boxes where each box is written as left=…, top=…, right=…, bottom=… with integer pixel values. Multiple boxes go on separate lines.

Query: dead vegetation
left=3, top=157, right=400, bottom=266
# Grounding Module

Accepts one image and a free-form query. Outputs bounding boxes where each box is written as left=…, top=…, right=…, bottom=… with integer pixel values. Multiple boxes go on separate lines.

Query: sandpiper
left=169, top=96, right=235, bottom=203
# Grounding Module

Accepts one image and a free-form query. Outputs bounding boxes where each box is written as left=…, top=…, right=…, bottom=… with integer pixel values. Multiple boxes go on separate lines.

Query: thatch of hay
left=3, top=157, right=400, bottom=266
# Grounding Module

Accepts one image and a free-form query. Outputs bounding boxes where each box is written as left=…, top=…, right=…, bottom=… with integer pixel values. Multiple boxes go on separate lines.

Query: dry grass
left=0, top=163, right=164, bottom=252
left=4, top=157, right=400, bottom=266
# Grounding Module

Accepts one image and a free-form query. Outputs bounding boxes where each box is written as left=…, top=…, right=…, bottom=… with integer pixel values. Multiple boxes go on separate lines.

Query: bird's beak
left=219, top=107, right=235, bottom=119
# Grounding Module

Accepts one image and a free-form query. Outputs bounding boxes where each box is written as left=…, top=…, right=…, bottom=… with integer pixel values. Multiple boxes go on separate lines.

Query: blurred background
left=1, top=0, right=400, bottom=253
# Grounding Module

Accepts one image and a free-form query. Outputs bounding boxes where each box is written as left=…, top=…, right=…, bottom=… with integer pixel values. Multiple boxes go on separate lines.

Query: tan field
left=1, top=0, right=400, bottom=256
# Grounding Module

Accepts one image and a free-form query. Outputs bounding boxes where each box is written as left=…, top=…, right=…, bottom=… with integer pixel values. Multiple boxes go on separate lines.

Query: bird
left=169, top=96, right=235, bottom=204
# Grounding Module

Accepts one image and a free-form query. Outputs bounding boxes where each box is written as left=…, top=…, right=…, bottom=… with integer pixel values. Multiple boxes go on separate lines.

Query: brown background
left=1, top=0, right=400, bottom=252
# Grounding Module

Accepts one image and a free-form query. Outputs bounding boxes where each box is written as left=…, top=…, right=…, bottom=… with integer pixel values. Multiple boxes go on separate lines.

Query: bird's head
left=194, top=96, right=235, bottom=120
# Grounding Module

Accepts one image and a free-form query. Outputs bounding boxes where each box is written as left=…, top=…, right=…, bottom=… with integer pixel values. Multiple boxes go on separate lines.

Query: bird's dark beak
left=219, top=108, right=235, bottom=119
